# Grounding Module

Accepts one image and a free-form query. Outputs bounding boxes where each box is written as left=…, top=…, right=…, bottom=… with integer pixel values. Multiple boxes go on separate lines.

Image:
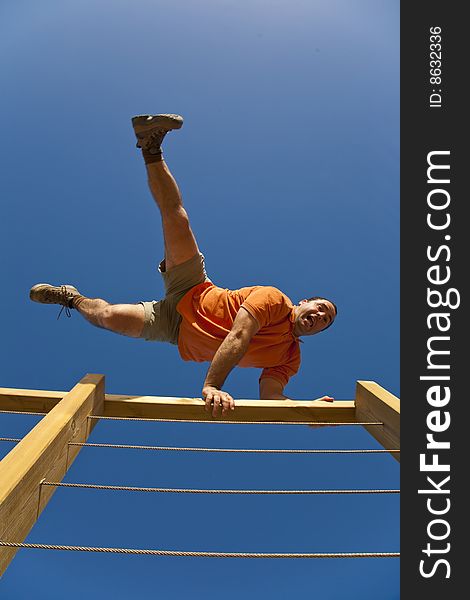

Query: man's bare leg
left=132, top=114, right=199, bottom=269
left=29, top=283, right=145, bottom=337
left=73, top=297, right=145, bottom=337
left=146, top=159, right=199, bottom=270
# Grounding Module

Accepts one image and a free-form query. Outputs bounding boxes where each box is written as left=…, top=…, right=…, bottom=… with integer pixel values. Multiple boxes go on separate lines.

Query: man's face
left=293, top=299, right=336, bottom=337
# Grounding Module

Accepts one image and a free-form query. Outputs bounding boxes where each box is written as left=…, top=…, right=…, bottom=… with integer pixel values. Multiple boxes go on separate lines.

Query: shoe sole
left=131, top=114, right=183, bottom=134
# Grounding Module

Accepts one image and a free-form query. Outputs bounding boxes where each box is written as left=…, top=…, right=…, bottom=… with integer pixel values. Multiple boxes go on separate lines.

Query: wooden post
left=355, top=381, right=400, bottom=462
left=0, top=374, right=104, bottom=576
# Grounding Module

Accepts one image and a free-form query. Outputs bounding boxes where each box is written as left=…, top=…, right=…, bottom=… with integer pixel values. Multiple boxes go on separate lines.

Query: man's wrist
left=203, top=382, right=220, bottom=390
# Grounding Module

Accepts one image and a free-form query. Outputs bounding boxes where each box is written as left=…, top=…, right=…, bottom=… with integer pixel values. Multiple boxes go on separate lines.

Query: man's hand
left=203, top=385, right=235, bottom=417
left=316, top=396, right=335, bottom=402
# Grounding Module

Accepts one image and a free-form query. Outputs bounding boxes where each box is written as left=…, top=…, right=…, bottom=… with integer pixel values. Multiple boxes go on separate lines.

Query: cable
left=0, top=410, right=46, bottom=416
left=68, top=442, right=399, bottom=454
left=0, top=541, right=399, bottom=559
left=88, top=415, right=383, bottom=426
left=0, top=437, right=399, bottom=454
left=42, top=481, right=400, bottom=495
left=0, top=409, right=383, bottom=426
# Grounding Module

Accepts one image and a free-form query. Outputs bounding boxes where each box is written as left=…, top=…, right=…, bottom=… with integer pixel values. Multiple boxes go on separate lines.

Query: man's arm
left=203, top=307, right=260, bottom=416
left=259, top=377, right=334, bottom=402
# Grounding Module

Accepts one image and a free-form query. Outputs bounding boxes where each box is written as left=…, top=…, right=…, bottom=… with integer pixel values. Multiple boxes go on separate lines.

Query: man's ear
left=299, top=298, right=308, bottom=305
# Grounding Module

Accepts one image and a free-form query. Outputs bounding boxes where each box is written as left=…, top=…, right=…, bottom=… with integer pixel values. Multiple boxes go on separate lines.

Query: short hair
left=306, top=296, right=338, bottom=331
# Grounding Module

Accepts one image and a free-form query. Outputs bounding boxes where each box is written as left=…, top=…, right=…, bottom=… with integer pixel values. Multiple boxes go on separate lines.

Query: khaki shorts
left=139, top=253, right=211, bottom=344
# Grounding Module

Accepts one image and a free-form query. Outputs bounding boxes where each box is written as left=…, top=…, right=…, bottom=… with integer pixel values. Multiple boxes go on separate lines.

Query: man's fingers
left=212, top=393, right=222, bottom=417
left=221, top=394, right=235, bottom=415
left=203, top=387, right=235, bottom=417
left=204, top=391, right=213, bottom=412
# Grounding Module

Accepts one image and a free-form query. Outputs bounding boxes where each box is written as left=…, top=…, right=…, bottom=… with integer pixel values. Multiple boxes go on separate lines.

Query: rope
left=42, top=481, right=400, bottom=495
left=68, top=442, right=399, bottom=454
left=0, top=437, right=399, bottom=454
left=88, top=415, right=383, bottom=426
left=0, top=409, right=383, bottom=426
left=0, top=410, right=47, bottom=416
left=0, top=541, right=399, bottom=559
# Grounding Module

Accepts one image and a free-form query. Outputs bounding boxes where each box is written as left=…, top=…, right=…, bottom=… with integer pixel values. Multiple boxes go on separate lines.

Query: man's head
left=292, top=296, right=337, bottom=338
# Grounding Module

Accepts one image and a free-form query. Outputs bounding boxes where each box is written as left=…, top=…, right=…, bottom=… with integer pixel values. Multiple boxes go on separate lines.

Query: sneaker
left=30, top=284, right=80, bottom=308
left=131, top=113, right=183, bottom=154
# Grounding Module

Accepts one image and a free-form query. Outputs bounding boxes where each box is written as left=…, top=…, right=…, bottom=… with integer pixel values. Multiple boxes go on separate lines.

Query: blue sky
left=1, top=1, right=399, bottom=598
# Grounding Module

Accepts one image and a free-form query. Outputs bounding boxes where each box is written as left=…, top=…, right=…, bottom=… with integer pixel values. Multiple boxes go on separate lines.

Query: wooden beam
left=0, top=387, right=356, bottom=423
left=102, top=396, right=357, bottom=423
left=0, top=388, right=64, bottom=414
left=0, top=374, right=104, bottom=576
left=355, top=381, right=400, bottom=462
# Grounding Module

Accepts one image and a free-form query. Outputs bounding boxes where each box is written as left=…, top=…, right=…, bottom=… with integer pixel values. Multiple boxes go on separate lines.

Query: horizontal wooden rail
left=0, top=387, right=356, bottom=423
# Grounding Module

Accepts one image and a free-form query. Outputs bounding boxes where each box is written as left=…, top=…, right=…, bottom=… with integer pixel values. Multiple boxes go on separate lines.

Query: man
left=30, top=114, right=337, bottom=417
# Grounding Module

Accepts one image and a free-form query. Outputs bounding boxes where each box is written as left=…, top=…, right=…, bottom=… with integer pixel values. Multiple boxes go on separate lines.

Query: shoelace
left=57, top=286, right=73, bottom=320
left=144, top=128, right=166, bottom=151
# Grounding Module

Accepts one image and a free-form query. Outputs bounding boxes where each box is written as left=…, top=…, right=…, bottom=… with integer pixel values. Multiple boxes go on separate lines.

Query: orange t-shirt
left=176, top=282, right=301, bottom=387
